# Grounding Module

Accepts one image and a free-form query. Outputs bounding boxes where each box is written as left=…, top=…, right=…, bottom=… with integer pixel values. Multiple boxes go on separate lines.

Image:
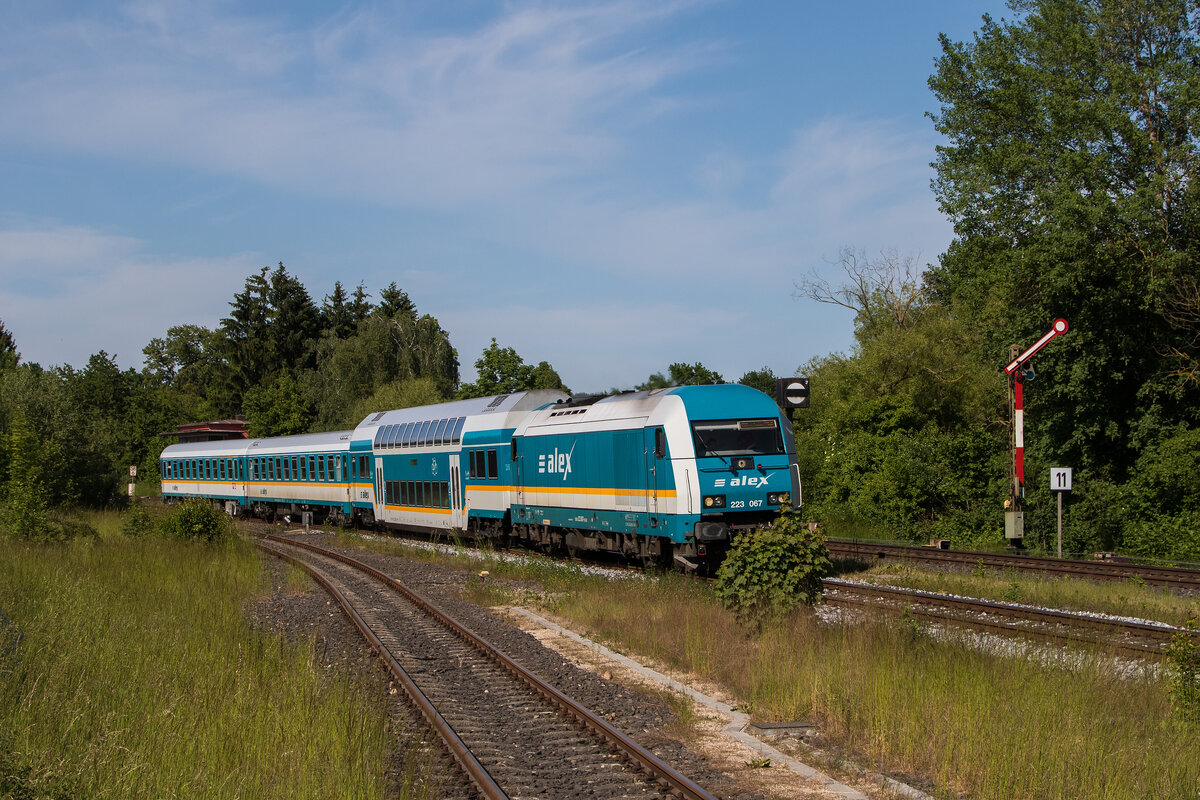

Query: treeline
left=795, top=0, right=1200, bottom=561
left=144, top=264, right=461, bottom=435
left=0, top=261, right=755, bottom=518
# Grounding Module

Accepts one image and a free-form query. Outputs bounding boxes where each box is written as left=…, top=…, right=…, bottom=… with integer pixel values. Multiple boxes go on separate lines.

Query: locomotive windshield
left=691, top=418, right=783, bottom=458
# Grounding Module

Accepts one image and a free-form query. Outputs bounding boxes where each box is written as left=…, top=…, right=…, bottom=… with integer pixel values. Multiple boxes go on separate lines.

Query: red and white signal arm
left=1050, top=467, right=1072, bottom=492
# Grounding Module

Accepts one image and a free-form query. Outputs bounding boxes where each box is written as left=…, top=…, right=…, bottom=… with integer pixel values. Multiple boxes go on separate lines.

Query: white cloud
left=0, top=1, right=708, bottom=208
left=0, top=4, right=957, bottom=385
left=0, top=222, right=257, bottom=369
left=771, top=116, right=950, bottom=256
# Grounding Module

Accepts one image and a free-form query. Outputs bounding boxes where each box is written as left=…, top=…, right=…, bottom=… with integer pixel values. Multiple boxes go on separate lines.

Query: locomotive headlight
left=767, top=492, right=790, bottom=506
left=703, top=494, right=726, bottom=509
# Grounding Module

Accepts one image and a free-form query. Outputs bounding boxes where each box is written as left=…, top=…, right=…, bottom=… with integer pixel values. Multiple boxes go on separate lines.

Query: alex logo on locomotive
left=537, top=444, right=575, bottom=480
left=713, top=475, right=770, bottom=488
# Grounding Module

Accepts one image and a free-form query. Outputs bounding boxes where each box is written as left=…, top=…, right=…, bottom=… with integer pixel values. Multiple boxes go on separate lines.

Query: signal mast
left=1003, top=318, right=1068, bottom=545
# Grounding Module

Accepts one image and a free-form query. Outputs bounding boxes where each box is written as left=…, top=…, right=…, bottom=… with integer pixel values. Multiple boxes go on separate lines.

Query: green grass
left=853, top=561, right=1200, bottom=627
left=548, top=575, right=1198, bottom=799
left=355, top=535, right=1199, bottom=800
left=0, top=514, right=442, bottom=800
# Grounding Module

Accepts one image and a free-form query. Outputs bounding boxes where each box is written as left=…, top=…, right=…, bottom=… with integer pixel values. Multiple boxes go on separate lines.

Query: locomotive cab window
left=691, top=419, right=784, bottom=458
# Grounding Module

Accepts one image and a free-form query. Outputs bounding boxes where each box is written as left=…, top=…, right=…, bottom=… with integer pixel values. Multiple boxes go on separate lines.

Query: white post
left=1057, top=492, right=1063, bottom=559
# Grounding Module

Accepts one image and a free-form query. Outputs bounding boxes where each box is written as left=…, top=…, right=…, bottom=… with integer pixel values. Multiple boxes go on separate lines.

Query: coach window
left=487, top=449, right=498, bottom=479
left=315, top=457, right=323, bottom=481
left=451, top=417, right=465, bottom=443
left=437, top=419, right=452, bottom=445
left=282, top=458, right=289, bottom=481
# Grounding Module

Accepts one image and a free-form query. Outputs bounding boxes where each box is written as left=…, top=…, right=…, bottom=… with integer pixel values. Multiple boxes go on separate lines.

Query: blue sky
left=0, top=0, right=1011, bottom=393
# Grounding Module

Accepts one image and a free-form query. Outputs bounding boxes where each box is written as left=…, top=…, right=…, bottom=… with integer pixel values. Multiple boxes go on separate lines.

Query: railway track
left=826, top=539, right=1200, bottom=593
left=257, top=534, right=721, bottom=800
left=823, top=579, right=1200, bottom=658
left=327, top=527, right=1197, bottom=659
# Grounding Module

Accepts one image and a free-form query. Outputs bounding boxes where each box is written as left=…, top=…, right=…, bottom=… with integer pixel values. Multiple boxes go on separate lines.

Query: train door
left=513, top=439, right=525, bottom=508
left=373, top=458, right=385, bottom=522
left=645, top=426, right=667, bottom=518
left=449, top=454, right=463, bottom=530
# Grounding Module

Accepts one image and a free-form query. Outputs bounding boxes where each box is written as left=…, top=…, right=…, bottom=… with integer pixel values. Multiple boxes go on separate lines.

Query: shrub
left=122, top=504, right=155, bottom=537
left=160, top=498, right=230, bottom=543
left=0, top=504, right=96, bottom=543
left=1167, top=618, right=1200, bottom=725
left=43, top=512, right=98, bottom=542
left=714, top=509, right=831, bottom=628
